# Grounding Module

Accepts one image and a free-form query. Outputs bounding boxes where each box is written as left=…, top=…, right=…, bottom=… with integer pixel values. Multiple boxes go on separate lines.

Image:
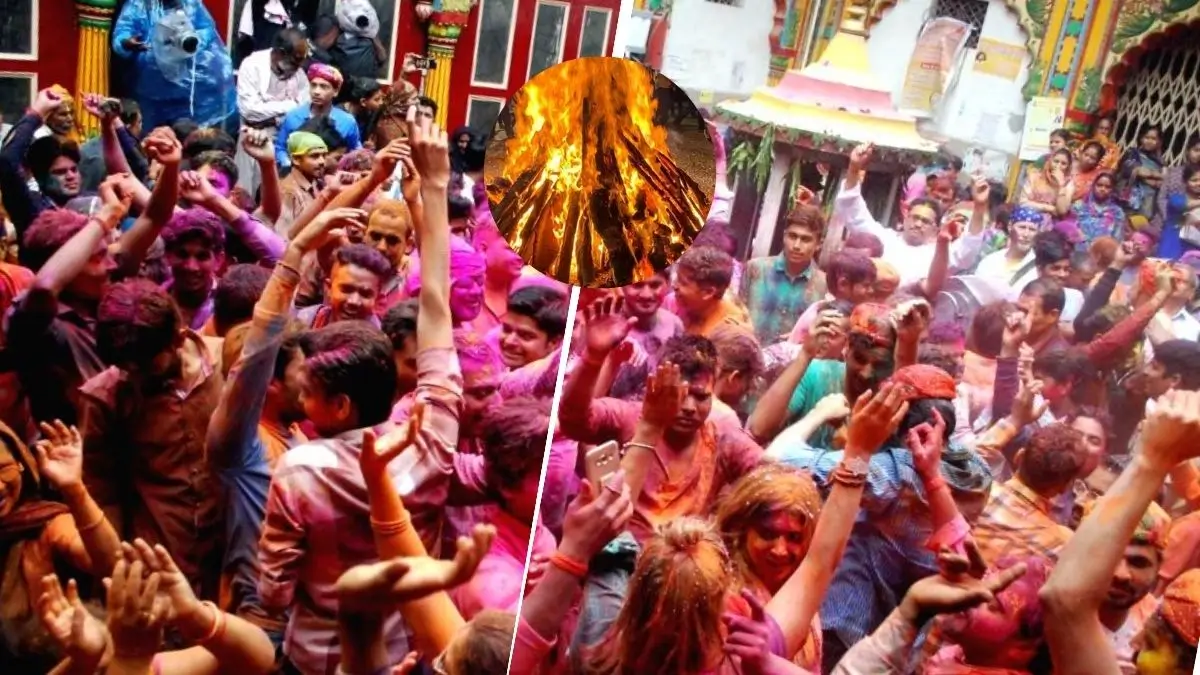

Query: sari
left=1017, top=169, right=1060, bottom=225
left=1117, top=147, right=1164, bottom=219
left=1091, top=135, right=1120, bottom=173
left=1070, top=179, right=1126, bottom=249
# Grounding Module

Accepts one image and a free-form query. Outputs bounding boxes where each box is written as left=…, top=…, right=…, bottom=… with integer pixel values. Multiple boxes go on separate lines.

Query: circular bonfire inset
left=484, top=57, right=714, bottom=289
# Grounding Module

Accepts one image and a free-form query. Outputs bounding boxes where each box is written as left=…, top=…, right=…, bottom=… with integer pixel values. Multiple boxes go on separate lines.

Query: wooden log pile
left=488, top=129, right=709, bottom=288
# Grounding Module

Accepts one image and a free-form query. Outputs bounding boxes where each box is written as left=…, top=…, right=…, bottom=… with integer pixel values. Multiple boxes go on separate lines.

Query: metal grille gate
left=1114, top=39, right=1200, bottom=166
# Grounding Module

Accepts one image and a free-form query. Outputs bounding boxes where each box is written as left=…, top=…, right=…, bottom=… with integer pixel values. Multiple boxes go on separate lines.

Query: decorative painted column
left=75, top=0, right=117, bottom=138
left=420, top=0, right=477, bottom=129
left=767, top=0, right=800, bottom=84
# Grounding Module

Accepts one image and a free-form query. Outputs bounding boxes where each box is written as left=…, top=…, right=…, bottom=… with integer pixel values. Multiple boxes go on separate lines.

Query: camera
left=98, top=98, right=123, bottom=117
left=412, top=56, right=437, bottom=71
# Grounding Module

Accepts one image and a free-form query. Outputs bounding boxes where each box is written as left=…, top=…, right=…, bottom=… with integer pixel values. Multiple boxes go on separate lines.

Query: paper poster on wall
left=1018, top=97, right=1067, bottom=161
left=898, top=17, right=971, bottom=118
left=974, top=38, right=1025, bottom=81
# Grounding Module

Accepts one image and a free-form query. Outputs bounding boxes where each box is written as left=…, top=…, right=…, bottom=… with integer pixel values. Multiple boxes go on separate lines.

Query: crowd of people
left=7, top=10, right=1200, bottom=673
left=0, top=23, right=571, bottom=670
left=506, top=118, right=1200, bottom=675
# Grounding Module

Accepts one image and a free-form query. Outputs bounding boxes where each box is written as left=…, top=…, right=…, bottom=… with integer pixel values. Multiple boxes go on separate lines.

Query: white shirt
left=236, top=48, right=310, bottom=125
left=1144, top=307, right=1200, bottom=362
left=834, top=180, right=983, bottom=287
left=974, top=248, right=1035, bottom=289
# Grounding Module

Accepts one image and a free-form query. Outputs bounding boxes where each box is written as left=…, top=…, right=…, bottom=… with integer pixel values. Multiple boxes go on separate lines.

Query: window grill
left=931, top=0, right=986, bottom=49
left=1114, top=40, right=1200, bottom=166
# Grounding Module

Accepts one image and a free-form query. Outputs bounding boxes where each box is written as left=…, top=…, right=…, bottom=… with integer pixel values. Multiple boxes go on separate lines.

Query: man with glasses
left=235, top=28, right=311, bottom=195
left=836, top=143, right=988, bottom=288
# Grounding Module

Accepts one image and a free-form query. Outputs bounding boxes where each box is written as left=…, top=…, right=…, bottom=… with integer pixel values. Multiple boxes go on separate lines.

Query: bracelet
left=924, top=472, right=948, bottom=493
left=622, top=441, right=656, bottom=457
left=370, top=515, right=412, bottom=536
left=829, top=458, right=868, bottom=489
left=76, top=513, right=106, bottom=533
left=549, top=552, right=589, bottom=579
left=276, top=260, right=301, bottom=277
left=195, top=601, right=226, bottom=646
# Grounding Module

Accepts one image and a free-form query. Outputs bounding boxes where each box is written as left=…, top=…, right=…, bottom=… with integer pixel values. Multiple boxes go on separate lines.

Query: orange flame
left=489, top=57, right=710, bottom=287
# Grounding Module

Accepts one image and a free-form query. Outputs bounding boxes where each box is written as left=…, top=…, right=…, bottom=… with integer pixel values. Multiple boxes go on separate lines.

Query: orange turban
left=1162, top=569, right=1200, bottom=647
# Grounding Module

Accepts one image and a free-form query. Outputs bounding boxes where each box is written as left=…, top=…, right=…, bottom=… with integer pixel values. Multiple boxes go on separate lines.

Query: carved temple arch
left=1098, top=15, right=1200, bottom=112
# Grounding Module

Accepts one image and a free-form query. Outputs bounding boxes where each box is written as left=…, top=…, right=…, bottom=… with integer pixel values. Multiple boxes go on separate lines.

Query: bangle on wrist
left=549, top=551, right=589, bottom=579
left=622, top=441, right=656, bottom=458
left=829, top=457, right=868, bottom=488
left=370, top=514, right=412, bottom=536
left=194, top=601, right=226, bottom=646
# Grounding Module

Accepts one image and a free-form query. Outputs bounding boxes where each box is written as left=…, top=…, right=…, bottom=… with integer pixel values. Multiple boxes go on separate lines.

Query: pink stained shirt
left=451, top=506, right=557, bottom=618
left=558, top=397, right=764, bottom=543
left=257, top=346, right=462, bottom=675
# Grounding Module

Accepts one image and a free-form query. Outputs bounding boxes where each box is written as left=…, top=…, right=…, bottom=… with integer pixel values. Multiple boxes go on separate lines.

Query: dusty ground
left=483, top=122, right=716, bottom=201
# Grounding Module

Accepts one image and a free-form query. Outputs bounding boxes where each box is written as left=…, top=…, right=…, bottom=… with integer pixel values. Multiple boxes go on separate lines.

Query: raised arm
left=179, top=171, right=285, bottom=262
left=2, top=90, right=65, bottom=237
left=241, top=129, right=281, bottom=225
left=35, top=421, right=121, bottom=576
left=766, top=385, right=908, bottom=656
left=113, top=129, right=181, bottom=277
left=1039, top=391, right=1200, bottom=675
left=558, top=295, right=637, bottom=442
left=407, top=106, right=453, bottom=351
left=747, top=311, right=836, bottom=442
left=834, top=143, right=890, bottom=241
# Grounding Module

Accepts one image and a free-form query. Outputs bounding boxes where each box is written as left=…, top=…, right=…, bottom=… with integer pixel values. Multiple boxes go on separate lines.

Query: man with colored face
left=297, top=243, right=392, bottom=328
left=748, top=302, right=900, bottom=449
left=837, top=143, right=989, bottom=288
left=364, top=199, right=413, bottom=316
left=671, top=245, right=751, bottom=338
left=275, top=63, right=362, bottom=170
left=604, top=271, right=683, bottom=400
left=0, top=88, right=89, bottom=236
left=161, top=208, right=227, bottom=330
left=738, top=205, right=827, bottom=345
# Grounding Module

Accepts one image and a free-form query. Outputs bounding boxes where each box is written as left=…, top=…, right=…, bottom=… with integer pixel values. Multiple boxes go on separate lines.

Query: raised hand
left=971, top=176, right=991, bottom=206
left=812, top=393, right=851, bottom=424
left=558, top=470, right=634, bottom=561
left=335, top=524, right=497, bottom=612
left=849, top=143, right=875, bottom=171
left=82, top=93, right=119, bottom=125
left=372, top=139, right=408, bottom=183
left=844, top=383, right=909, bottom=457
left=722, top=590, right=772, bottom=675
left=37, top=575, right=109, bottom=662
left=104, top=559, right=169, bottom=658
left=361, top=402, right=427, bottom=481
left=900, top=549, right=1027, bottom=626
left=32, top=87, right=65, bottom=118
left=1000, top=308, right=1030, bottom=357
left=1010, top=378, right=1048, bottom=430
left=640, top=361, right=686, bottom=430
left=399, top=154, right=422, bottom=203
left=121, top=539, right=202, bottom=628
left=907, top=409, right=947, bottom=480
left=294, top=207, right=367, bottom=253
left=405, top=105, right=450, bottom=189
left=392, top=651, right=421, bottom=674
left=95, top=178, right=133, bottom=233
left=178, top=170, right=219, bottom=205
left=240, top=128, right=275, bottom=163
left=1141, top=390, right=1200, bottom=472
left=582, top=295, right=637, bottom=359
left=804, top=310, right=844, bottom=359
left=893, top=299, right=931, bottom=344
left=34, top=420, right=85, bottom=489
left=142, top=128, right=183, bottom=166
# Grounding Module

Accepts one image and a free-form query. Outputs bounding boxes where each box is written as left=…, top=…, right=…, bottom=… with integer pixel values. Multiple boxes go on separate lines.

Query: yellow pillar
left=75, top=0, right=117, bottom=138
left=425, top=48, right=454, bottom=129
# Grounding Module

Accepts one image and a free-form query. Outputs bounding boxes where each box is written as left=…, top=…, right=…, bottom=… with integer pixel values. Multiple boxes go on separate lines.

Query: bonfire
left=487, top=58, right=711, bottom=288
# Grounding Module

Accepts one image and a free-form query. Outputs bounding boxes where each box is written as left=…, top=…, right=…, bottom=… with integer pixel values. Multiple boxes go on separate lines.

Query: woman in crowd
left=1070, top=172, right=1127, bottom=249
left=1019, top=148, right=1073, bottom=222
left=1118, top=124, right=1166, bottom=220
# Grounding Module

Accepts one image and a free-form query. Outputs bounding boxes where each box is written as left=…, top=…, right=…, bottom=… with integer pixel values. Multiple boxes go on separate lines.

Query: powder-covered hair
left=479, top=395, right=551, bottom=491
left=657, top=334, right=720, bottom=383
left=96, top=279, right=181, bottom=369
left=585, top=518, right=733, bottom=675
left=162, top=207, right=227, bottom=253
left=213, top=264, right=272, bottom=334
left=1020, top=423, right=1087, bottom=494
left=675, top=245, right=733, bottom=292
left=337, top=148, right=375, bottom=173
left=715, top=464, right=822, bottom=592
left=303, top=321, right=397, bottom=425
left=22, top=209, right=90, bottom=271
left=333, top=243, right=393, bottom=281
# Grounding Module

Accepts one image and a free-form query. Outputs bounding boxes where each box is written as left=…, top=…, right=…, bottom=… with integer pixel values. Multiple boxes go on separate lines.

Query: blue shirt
left=275, top=105, right=363, bottom=169
left=774, top=441, right=992, bottom=654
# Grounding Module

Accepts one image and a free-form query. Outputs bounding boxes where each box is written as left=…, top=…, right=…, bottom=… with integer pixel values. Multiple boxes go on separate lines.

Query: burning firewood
left=486, top=57, right=712, bottom=288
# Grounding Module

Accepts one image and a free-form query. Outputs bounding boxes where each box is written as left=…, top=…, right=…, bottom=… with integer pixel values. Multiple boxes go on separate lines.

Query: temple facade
left=0, top=0, right=619, bottom=134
